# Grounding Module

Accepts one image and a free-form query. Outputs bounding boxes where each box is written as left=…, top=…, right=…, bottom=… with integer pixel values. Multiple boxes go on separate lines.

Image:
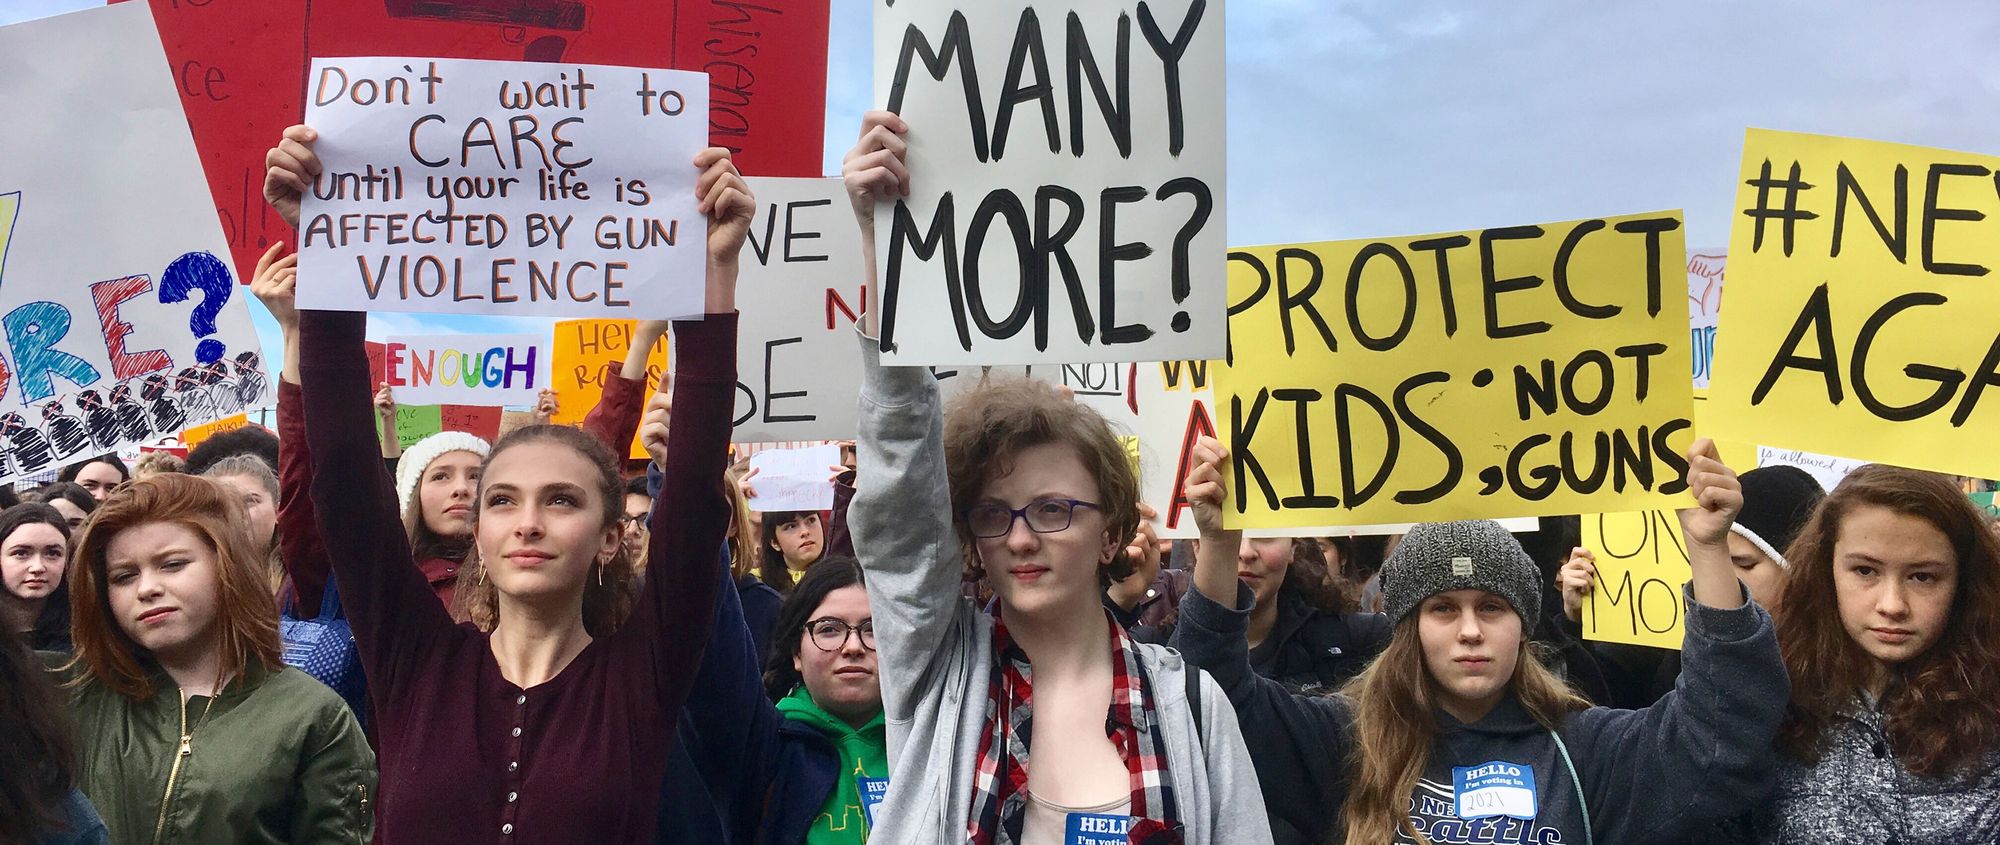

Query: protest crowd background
left=1, top=2, right=1997, bottom=844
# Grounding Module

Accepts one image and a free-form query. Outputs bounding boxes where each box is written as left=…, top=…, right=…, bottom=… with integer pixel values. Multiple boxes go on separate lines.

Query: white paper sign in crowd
left=0, top=3, right=270, bottom=484
left=746, top=444, right=843, bottom=512
left=383, top=333, right=549, bottom=406
left=870, top=0, right=1228, bottom=366
left=298, top=57, right=711, bottom=320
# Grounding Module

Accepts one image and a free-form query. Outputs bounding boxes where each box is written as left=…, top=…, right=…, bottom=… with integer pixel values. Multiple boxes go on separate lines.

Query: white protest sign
left=1755, top=446, right=1867, bottom=491
left=0, top=3, right=271, bottom=484
left=746, top=443, right=841, bottom=512
left=298, top=57, right=709, bottom=319
left=383, top=333, right=549, bottom=405
left=728, top=177, right=867, bottom=442
left=871, top=0, right=1227, bottom=365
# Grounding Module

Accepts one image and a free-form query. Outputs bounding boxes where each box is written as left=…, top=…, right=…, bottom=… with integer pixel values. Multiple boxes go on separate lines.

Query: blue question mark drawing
left=158, top=252, right=232, bottom=363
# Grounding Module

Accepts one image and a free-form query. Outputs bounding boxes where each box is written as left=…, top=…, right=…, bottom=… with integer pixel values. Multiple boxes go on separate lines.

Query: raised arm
left=609, top=149, right=750, bottom=722
left=1169, top=435, right=1356, bottom=843
left=248, top=242, right=332, bottom=618
left=269, top=124, right=458, bottom=695
left=1566, top=440, right=1789, bottom=842
left=841, top=110, right=976, bottom=719
left=579, top=320, right=663, bottom=456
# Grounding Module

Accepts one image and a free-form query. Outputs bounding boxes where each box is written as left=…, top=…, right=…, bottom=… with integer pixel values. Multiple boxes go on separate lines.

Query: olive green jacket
left=52, top=658, right=375, bottom=845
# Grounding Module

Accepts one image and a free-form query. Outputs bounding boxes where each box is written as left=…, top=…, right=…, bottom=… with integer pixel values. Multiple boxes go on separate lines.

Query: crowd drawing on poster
left=1687, top=251, right=1723, bottom=387
left=0, top=193, right=270, bottom=481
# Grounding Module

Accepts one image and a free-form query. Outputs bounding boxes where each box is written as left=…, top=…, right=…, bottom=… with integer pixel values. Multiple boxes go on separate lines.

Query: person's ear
left=792, top=644, right=804, bottom=674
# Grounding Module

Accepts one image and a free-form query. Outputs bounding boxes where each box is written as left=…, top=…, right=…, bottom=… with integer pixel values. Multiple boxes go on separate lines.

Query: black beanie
left=1731, top=465, right=1825, bottom=568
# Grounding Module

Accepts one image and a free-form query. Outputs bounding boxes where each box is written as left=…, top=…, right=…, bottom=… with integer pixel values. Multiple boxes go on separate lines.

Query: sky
left=6, top=0, right=2000, bottom=369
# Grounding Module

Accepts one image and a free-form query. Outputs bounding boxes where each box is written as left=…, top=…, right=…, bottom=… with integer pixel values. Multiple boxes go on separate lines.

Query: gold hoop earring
left=477, top=561, right=486, bottom=586
left=596, top=562, right=604, bottom=587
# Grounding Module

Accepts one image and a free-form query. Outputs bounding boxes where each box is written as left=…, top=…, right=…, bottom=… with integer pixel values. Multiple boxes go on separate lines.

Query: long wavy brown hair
left=453, top=425, right=640, bottom=638
left=67, top=473, right=282, bottom=700
left=1339, top=615, right=1587, bottom=844
left=1774, top=464, right=2000, bottom=779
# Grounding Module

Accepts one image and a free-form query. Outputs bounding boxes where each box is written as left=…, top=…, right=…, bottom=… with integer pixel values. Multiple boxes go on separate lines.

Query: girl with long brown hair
left=56, top=473, right=374, bottom=843
left=1172, top=437, right=1789, bottom=845
left=1748, top=464, right=2000, bottom=843
left=264, top=123, right=752, bottom=843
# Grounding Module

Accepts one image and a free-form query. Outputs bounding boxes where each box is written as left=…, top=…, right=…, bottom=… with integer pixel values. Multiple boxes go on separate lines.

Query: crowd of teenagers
left=1, top=112, right=1997, bottom=845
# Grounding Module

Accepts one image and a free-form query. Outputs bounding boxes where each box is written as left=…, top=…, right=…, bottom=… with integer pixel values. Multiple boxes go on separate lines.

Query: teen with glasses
left=839, top=112, right=1269, bottom=845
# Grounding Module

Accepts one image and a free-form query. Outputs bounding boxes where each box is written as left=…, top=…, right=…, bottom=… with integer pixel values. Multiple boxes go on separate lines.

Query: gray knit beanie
left=1380, top=520, right=1541, bottom=627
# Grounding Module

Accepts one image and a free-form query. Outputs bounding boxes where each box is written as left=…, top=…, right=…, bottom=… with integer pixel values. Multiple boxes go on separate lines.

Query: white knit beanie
left=396, top=431, right=492, bottom=515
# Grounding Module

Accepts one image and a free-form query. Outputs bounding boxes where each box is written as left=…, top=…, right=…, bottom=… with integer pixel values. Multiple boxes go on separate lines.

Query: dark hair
left=456, top=425, right=639, bottom=638
left=183, top=426, right=278, bottom=477
left=0, top=484, right=19, bottom=511
left=32, top=483, right=96, bottom=518
left=1282, top=538, right=1357, bottom=613
left=0, top=504, right=73, bottom=651
left=69, top=474, right=282, bottom=700
left=759, top=510, right=823, bottom=592
left=1776, top=464, right=2000, bottom=779
left=57, top=454, right=128, bottom=485
left=623, top=475, right=650, bottom=499
left=763, top=555, right=866, bottom=699
left=0, top=623, right=79, bottom=844
left=942, top=377, right=1139, bottom=586
left=1321, top=534, right=1393, bottom=582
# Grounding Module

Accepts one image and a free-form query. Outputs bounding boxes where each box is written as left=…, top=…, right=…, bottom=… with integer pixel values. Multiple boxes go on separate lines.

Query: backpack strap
left=317, top=572, right=345, bottom=620
left=1549, top=729, right=1592, bottom=845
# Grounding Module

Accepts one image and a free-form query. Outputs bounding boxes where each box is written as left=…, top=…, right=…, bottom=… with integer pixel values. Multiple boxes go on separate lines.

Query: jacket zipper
left=151, top=696, right=193, bottom=845
left=355, top=784, right=370, bottom=844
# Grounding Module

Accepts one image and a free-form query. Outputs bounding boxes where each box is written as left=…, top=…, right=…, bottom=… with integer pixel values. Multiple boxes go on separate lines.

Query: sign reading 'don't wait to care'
left=297, top=57, right=710, bottom=320
left=1707, top=129, right=2000, bottom=480
left=871, top=0, right=1227, bottom=365
left=1214, top=212, right=1697, bottom=529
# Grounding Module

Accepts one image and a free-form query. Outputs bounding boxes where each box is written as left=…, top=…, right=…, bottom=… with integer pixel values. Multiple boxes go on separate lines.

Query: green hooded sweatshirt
left=777, top=686, right=890, bottom=845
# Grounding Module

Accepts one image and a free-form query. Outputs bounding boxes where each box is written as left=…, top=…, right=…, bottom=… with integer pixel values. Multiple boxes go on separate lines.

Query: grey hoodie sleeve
left=1564, top=584, right=1788, bottom=845
left=847, top=333, right=971, bottom=721
left=1171, top=582, right=1354, bottom=843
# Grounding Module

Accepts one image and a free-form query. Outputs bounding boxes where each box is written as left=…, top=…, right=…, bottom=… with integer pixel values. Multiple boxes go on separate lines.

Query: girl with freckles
left=263, top=123, right=755, bottom=843
left=1171, top=437, right=1791, bottom=845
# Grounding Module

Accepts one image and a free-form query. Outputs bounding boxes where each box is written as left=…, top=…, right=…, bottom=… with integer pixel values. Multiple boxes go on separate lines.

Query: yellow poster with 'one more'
left=1580, top=510, right=1689, bottom=651
left=1213, top=212, right=1696, bottom=529
left=1708, top=130, right=2000, bottom=480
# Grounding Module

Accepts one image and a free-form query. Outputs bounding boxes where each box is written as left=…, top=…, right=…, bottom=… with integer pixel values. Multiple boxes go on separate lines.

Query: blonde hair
left=1338, top=617, right=1587, bottom=844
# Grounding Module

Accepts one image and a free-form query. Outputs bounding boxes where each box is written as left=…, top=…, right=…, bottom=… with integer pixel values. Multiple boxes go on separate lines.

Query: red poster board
left=119, top=0, right=830, bottom=285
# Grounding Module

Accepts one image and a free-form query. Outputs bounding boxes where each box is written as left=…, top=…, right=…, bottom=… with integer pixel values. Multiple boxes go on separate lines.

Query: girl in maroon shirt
left=262, top=124, right=755, bottom=844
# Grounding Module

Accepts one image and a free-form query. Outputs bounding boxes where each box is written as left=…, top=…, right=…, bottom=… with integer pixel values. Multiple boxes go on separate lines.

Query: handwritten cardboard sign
left=384, top=333, right=548, bottom=405
left=1708, top=130, right=2000, bottom=480
left=0, top=4, right=271, bottom=485
left=1213, top=212, right=1695, bottom=528
left=870, top=0, right=1227, bottom=365
left=298, top=57, right=709, bottom=319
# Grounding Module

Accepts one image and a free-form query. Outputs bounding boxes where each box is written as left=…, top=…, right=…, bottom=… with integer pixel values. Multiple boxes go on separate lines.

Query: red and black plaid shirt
left=967, top=613, right=1185, bottom=845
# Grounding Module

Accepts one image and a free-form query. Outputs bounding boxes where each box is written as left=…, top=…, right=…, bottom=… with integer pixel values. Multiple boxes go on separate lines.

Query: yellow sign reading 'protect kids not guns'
left=1707, top=130, right=2000, bottom=480
left=1213, top=212, right=1697, bottom=529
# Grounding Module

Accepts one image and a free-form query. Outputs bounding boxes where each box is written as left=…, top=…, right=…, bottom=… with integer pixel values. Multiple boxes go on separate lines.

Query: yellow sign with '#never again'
left=1213, top=212, right=1697, bottom=528
left=1708, top=129, right=2000, bottom=479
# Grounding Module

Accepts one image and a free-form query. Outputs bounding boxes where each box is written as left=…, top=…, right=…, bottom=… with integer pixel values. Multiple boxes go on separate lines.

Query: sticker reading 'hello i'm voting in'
left=1453, top=761, right=1538, bottom=820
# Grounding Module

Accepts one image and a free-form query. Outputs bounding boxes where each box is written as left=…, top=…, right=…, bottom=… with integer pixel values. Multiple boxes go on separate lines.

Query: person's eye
left=162, top=559, right=187, bottom=571
left=1852, top=565, right=1876, bottom=578
left=1480, top=601, right=1506, bottom=614
left=110, top=571, right=135, bottom=585
left=549, top=494, right=578, bottom=507
left=1428, top=603, right=1453, bottom=615
left=1031, top=500, right=1069, bottom=516
left=486, top=494, right=513, bottom=507
left=1910, top=571, right=1936, bottom=584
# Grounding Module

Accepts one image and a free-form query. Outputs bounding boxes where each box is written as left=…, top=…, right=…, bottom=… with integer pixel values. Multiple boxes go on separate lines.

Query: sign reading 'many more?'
left=871, top=0, right=1227, bottom=365
left=384, top=333, right=548, bottom=406
left=0, top=4, right=272, bottom=486
left=297, top=57, right=710, bottom=320
left=1214, top=212, right=1696, bottom=529
left=1708, top=130, right=2000, bottom=481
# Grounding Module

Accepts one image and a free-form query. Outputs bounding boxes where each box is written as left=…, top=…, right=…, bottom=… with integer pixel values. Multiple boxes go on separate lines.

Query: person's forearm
left=620, top=325, right=665, bottom=381
left=706, top=258, right=739, bottom=314
left=1193, top=529, right=1244, bottom=607
left=281, top=322, right=303, bottom=385
left=1687, top=537, right=1745, bottom=609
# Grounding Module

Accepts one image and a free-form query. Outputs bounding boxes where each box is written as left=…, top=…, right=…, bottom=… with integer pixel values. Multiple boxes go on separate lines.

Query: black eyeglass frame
left=804, top=617, right=876, bottom=652
left=961, top=498, right=1104, bottom=539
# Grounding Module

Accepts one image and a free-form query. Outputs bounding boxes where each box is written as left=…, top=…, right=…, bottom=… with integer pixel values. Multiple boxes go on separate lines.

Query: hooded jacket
left=54, top=660, right=374, bottom=845
left=847, top=337, right=1272, bottom=845
left=777, top=686, right=890, bottom=845
left=1172, top=580, right=1787, bottom=845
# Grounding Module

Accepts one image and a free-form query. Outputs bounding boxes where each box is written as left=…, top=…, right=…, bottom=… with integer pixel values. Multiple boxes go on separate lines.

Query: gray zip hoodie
left=1173, top=580, right=1788, bottom=845
left=848, top=336, right=1273, bottom=845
